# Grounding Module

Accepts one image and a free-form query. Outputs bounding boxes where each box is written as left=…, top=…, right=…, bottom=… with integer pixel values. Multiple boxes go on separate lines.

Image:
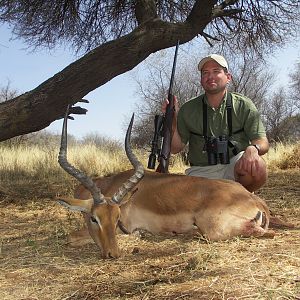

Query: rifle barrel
left=168, top=40, right=180, bottom=99
left=159, top=40, right=180, bottom=173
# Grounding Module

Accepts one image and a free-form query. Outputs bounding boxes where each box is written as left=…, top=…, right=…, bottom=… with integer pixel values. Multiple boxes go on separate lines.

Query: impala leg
left=194, top=205, right=273, bottom=241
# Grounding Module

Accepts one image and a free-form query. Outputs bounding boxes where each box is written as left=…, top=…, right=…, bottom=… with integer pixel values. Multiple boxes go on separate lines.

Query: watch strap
left=252, top=144, right=260, bottom=154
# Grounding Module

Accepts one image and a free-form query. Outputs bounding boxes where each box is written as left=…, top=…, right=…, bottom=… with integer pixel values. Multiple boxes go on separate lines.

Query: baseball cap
left=198, top=54, right=229, bottom=71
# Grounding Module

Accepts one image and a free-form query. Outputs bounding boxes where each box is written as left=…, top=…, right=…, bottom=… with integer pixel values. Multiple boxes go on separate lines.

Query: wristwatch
left=251, top=144, right=261, bottom=154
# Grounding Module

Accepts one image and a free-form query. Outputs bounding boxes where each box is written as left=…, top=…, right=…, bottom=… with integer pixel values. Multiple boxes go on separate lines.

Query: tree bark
left=0, top=1, right=215, bottom=141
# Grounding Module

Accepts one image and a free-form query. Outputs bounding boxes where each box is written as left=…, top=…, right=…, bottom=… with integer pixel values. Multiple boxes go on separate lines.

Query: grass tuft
left=265, top=142, right=300, bottom=171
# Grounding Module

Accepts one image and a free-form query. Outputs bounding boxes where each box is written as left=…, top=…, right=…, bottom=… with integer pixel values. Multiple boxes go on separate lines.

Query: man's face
left=200, top=60, right=231, bottom=94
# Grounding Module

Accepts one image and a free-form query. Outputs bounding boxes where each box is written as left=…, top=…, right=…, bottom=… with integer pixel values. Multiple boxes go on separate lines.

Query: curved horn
left=111, top=113, right=145, bottom=204
left=58, top=105, right=106, bottom=204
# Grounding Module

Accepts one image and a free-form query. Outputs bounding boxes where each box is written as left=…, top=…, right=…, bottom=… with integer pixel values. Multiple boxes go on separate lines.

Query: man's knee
left=236, top=173, right=266, bottom=192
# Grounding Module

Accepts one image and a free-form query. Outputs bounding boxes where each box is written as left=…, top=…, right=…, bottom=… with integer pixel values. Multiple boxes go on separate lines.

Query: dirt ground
left=0, top=170, right=299, bottom=300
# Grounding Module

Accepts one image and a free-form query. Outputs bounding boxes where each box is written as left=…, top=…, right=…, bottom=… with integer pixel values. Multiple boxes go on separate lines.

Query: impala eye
left=90, top=216, right=98, bottom=224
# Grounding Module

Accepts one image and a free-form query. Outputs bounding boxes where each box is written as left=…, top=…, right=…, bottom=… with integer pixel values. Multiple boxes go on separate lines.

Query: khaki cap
left=198, top=54, right=229, bottom=71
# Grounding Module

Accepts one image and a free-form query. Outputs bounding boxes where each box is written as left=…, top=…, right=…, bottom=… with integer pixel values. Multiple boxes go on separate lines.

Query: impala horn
left=58, top=105, right=106, bottom=204
left=111, top=113, right=145, bottom=204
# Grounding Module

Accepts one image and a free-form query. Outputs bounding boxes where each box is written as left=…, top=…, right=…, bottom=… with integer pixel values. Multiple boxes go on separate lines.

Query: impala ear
left=56, top=197, right=94, bottom=213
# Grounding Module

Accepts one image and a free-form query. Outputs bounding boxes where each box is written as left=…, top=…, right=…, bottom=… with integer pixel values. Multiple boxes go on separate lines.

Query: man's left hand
left=235, top=146, right=264, bottom=177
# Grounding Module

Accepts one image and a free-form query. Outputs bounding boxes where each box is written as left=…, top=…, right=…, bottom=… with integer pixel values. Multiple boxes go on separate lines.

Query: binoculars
left=204, top=135, right=230, bottom=165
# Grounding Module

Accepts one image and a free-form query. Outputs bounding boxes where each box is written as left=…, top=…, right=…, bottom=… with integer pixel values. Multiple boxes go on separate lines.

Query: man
left=162, top=54, right=269, bottom=192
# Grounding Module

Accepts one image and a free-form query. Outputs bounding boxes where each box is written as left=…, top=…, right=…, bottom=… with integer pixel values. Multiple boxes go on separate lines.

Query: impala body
left=57, top=107, right=273, bottom=259
left=60, top=170, right=272, bottom=258
left=75, top=170, right=271, bottom=239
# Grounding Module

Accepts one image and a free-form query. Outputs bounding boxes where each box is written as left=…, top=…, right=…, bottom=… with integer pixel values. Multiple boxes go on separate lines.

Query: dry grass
left=0, top=142, right=299, bottom=300
left=0, top=144, right=134, bottom=200
left=265, top=142, right=300, bottom=171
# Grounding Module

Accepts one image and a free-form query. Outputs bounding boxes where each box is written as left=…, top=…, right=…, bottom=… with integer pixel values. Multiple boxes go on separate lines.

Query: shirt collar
left=203, top=91, right=228, bottom=110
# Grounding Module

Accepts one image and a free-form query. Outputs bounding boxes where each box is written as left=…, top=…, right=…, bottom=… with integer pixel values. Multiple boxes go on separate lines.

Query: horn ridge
left=111, top=114, right=145, bottom=204
left=58, top=105, right=106, bottom=204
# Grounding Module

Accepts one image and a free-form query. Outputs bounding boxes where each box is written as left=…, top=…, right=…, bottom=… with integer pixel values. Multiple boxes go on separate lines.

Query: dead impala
left=57, top=106, right=274, bottom=259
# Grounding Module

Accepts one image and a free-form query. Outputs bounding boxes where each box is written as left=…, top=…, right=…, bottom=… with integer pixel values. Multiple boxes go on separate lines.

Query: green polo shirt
left=177, top=92, right=266, bottom=166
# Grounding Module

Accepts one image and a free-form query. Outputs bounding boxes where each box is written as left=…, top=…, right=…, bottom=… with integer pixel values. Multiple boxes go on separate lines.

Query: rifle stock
left=157, top=94, right=175, bottom=173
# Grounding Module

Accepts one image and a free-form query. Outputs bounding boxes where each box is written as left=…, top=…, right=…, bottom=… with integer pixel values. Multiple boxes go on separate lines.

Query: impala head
left=57, top=106, right=144, bottom=258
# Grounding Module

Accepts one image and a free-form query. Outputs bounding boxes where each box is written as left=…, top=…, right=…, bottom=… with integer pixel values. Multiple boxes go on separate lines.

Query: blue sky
left=0, top=25, right=140, bottom=141
left=1, top=25, right=299, bottom=142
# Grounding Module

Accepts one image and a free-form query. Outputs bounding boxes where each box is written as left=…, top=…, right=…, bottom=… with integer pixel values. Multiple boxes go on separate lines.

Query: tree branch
left=186, top=0, right=216, bottom=31
left=135, top=0, right=158, bottom=24
left=0, top=4, right=216, bottom=141
left=212, top=8, right=243, bottom=18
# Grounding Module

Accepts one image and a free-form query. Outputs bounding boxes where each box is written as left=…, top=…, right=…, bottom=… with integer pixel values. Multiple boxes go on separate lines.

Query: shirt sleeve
left=177, top=105, right=190, bottom=144
left=242, top=100, right=266, bottom=140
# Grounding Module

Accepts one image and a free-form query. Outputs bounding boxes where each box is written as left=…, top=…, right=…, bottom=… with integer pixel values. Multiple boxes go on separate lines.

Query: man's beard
left=205, top=86, right=226, bottom=95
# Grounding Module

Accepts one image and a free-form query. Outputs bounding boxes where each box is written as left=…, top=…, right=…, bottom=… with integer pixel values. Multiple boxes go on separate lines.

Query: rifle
left=147, top=40, right=180, bottom=173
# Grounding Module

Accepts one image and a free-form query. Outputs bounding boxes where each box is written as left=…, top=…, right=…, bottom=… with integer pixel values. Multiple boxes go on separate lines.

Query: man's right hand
left=161, top=95, right=179, bottom=114
left=161, top=95, right=185, bottom=154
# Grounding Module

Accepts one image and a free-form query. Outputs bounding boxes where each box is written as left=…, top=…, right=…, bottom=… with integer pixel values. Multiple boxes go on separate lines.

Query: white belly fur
left=125, top=208, right=195, bottom=234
